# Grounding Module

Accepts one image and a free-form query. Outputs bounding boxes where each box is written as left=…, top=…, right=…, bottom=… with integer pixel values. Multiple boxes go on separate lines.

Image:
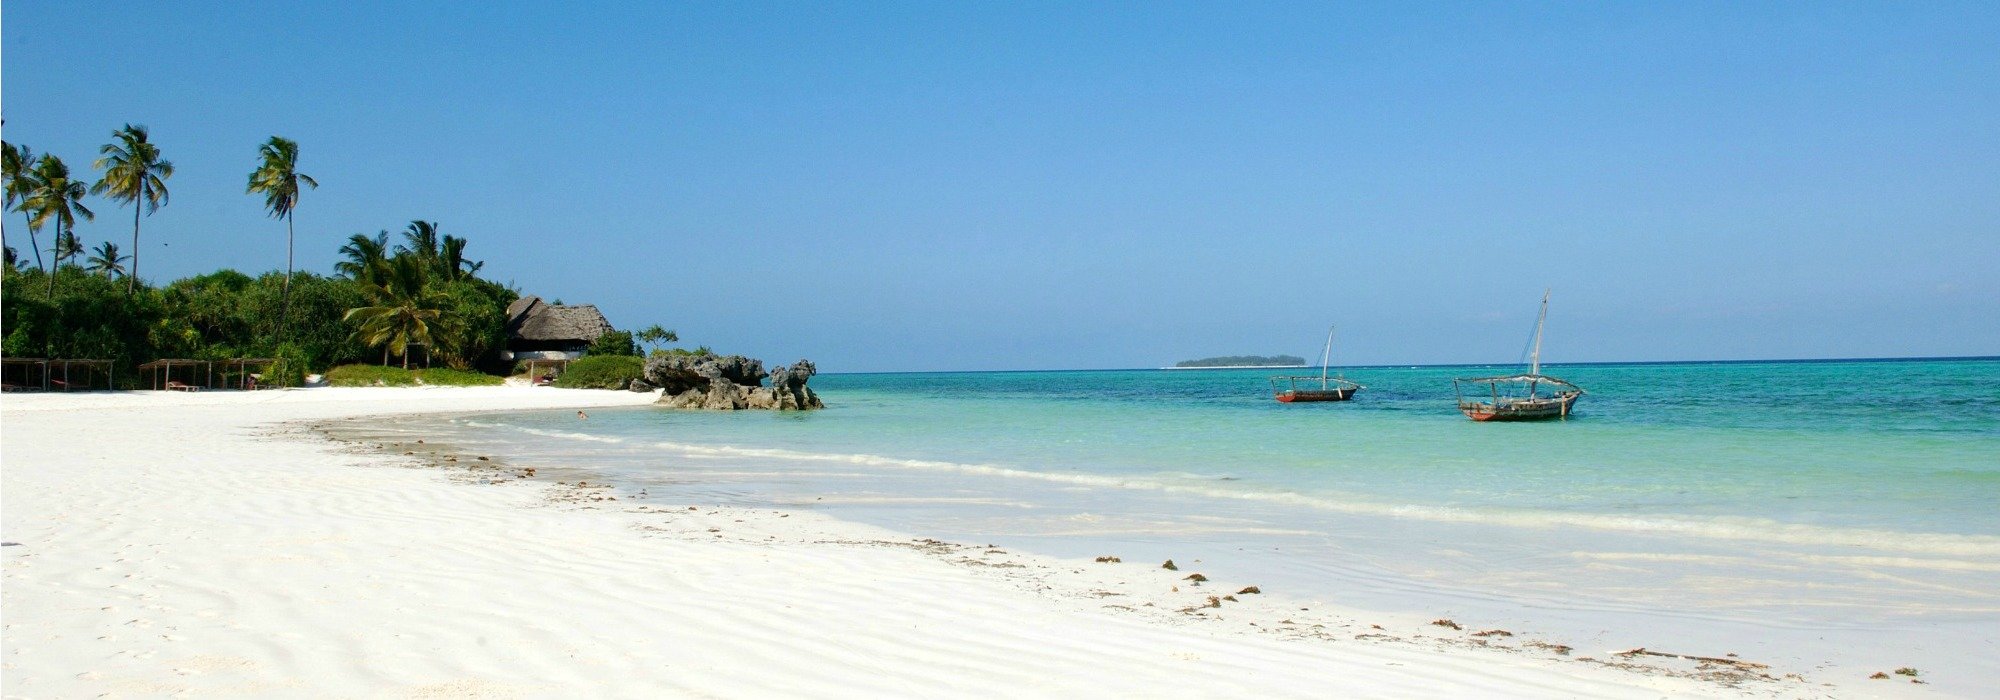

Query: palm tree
left=92, top=124, right=174, bottom=294
left=53, top=231, right=85, bottom=268
left=246, top=136, right=317, bottom=320
left=86, top=240, right=129, bottom=278
left=396, top=220, right=441, bottom=263
left=3, top=142, right=46, bottom=276
left=636, top=324, right=680, bottom=354
left=27, top=155, right=95, bottom=297
left=335, top=230, right=391, bottom=285
left=345, top=255, right=448, bottom=369
left=438, top=234, right=482, bottom=281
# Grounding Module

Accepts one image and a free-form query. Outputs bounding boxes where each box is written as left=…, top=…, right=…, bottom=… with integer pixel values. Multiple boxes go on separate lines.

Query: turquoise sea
left=388, top=357, right=2000, bottom=681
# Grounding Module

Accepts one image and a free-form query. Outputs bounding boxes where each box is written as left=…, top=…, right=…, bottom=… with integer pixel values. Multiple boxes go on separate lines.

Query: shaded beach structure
left=519, top=358, right=571, bottom=384
left=137, top=358, right=285, bottom=390
left=138, top=359, right=215, bottom=391
left=218, top=358, right=279, bottom=389
left=1454, top=290, right=1584, bottom=421
left=502, top=296, right=614, bottom=362
left=1, top=358, right=116, bottom=392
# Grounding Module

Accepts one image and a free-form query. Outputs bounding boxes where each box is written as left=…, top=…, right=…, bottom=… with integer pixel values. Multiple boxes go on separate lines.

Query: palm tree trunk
left=26, top=212, right=43, bottom=275
left=46, top=222, right=59, bottom=298
left=128, top=202, right=141, bottom=295
left=282, top=211, right=294, bottom=326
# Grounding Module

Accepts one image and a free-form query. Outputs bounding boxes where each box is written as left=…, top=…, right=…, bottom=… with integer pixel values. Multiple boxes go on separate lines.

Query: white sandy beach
left=2, top=388, right=1896, bottom=698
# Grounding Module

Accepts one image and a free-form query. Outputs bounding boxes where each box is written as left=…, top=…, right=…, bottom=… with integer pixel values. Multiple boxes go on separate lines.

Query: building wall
left=502, top=349, right=582, bottom=361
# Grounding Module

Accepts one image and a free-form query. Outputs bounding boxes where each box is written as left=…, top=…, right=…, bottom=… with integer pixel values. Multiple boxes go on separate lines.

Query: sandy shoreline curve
left=4, top=387, right=1863, bottom=697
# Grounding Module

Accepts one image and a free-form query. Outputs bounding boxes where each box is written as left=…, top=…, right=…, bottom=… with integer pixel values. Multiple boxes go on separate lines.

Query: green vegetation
left=650, top=345, right=713, bottom=359
left=1175, top=355, right=1308, bottom=368
left=550, top=355, right=645, bottom=390
left=325, top=364, right=504, bottom=387
left=2, top=129, right=684, bottom=389
left=636, top=324, right=679, bottom=354
left=588, top=329, right=638, bottom=356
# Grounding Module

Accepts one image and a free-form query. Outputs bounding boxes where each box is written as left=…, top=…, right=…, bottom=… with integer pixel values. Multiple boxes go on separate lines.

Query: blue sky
left=4, top=2, right=1995, bottom=371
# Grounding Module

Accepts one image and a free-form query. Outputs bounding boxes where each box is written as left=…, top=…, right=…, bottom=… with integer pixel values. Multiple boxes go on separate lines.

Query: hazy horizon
left=5, top=3, right=1995, bottom=372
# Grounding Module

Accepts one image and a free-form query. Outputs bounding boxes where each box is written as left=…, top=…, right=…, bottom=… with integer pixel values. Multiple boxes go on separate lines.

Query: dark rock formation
left=628, top=378, right=657, bottom=392
left=767, top=360, right=823, bottom=410
left=643, top=354, right=822, bottom=410
left=643, top=354, right=766, bottom=394
left=659, top=389, right=705, bottom=409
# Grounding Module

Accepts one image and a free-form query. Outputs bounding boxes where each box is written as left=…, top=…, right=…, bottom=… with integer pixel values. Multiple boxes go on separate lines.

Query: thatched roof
left=506, top=296, right=613, bottom=342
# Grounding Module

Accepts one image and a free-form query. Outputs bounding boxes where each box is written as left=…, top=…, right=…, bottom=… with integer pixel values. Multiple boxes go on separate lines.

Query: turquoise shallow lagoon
left=396, top=357, right=2000, bottom=685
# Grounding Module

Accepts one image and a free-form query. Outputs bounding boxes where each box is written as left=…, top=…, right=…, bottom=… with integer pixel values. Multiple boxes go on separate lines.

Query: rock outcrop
left=644, top=354, right=823, bottom=410
left=766, top=360, right=823, bottom=410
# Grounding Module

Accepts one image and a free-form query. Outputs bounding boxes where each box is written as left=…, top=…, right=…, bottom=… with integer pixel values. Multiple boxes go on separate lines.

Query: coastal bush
left=551, top=355, right=644, bottom=389
left=267, top=342, right=310, bottom=388
left=435, top=278, right=514, bottom=371
left=325, top=364, right=503, bottom=387
left=413, top=368, right=504, bottom=386
left=327, top=364, right=420, bottom=387
left=151, top=270, right=373, bottom=369
left=587, top=329, right=637, bottom=357
left=2, top=266, right=166, bottom=386
left=648, top=345, right=713, bottom=359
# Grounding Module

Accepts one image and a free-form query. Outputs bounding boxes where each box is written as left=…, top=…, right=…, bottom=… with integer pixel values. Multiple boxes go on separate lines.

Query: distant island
left=1173, top=355, right=1308, bottom=368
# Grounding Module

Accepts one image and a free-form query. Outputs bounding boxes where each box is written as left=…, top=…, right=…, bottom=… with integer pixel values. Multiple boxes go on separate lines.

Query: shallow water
left=386, top=357, right=2000, bottom=685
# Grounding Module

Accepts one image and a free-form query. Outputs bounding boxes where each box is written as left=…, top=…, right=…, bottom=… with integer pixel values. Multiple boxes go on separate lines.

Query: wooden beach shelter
left=48, top=359, right=116, bottom=391
left=219, top=358, right=280, bottom=390
left=520, top=358, right=572, bottom=383
left=0, top=358, right=109, bottom=391
left=1, top=357, right=51, bottom=391
left=138, top=359, right=215, bottom=391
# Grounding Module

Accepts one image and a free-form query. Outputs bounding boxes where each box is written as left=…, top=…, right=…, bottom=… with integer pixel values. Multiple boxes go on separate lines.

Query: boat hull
left=1459, top=393, right=1580, bottom=421
left=1277, top=388, right=1356, bottom=403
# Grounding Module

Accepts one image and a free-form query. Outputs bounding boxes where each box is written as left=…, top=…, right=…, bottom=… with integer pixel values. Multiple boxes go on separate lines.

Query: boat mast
left=1320, top=325, right=1335, bottom=386
left=1530, top=289, right=1549, bottom=377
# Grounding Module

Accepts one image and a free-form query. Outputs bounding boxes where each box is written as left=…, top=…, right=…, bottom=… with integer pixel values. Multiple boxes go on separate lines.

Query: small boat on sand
left=1454, top=291, right=1584, bottom=421
left=1271, top=326, right=1363, bottom=403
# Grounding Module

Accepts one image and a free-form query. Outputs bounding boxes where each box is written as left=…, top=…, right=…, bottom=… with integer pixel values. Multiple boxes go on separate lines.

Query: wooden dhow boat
left=1454, top=291, right=1583, bottom=421
left=1272, top=326, right=1364, bottom=403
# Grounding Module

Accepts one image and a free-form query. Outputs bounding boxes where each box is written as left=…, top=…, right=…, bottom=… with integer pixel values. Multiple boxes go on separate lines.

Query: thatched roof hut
left=505, top=296, right=614, bottom=359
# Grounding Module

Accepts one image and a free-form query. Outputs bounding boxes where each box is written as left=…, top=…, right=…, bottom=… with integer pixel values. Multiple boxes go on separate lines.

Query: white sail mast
left=1320, top=325, right=1335, bottom=385
left=1530, top=289, right=1549, bottom=377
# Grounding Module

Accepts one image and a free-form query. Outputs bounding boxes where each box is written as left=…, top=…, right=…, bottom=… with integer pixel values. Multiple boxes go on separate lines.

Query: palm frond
left=246, top=136, right=310, bottom=220
left=86, top=241, right=129, bottom=277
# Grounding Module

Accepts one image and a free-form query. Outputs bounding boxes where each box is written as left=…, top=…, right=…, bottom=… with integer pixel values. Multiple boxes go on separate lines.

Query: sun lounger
left=166, top=381, right=202, bottom=392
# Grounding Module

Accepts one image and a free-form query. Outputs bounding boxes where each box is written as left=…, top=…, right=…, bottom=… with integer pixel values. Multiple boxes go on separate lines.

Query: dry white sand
left=2, top=388, right=1876, bottom=697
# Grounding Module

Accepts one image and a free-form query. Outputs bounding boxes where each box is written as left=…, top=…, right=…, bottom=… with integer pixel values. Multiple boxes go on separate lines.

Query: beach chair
left=166, top=380, right=202, bottom=392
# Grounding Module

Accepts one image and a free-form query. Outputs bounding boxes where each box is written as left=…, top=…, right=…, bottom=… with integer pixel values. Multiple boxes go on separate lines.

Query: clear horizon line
left=824, top=354, right=2000, bottom=376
